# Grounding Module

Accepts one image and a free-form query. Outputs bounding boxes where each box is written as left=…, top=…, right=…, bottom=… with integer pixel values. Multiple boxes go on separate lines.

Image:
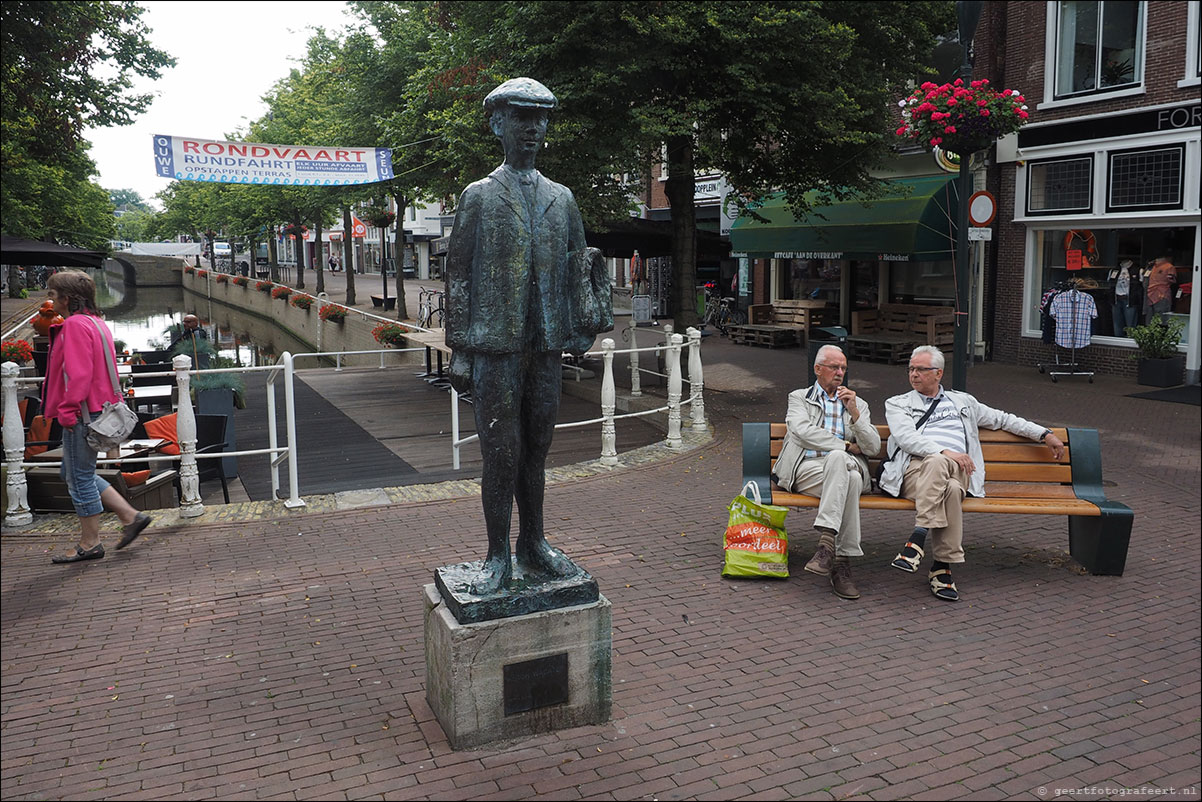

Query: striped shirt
left=802, top=388, right=846, bottom=459
left=921, top=392, right=968, bottom=454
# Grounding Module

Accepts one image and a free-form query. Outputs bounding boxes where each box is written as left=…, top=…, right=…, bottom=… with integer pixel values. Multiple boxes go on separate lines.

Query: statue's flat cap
left=483, top=78, right=557, bottom=111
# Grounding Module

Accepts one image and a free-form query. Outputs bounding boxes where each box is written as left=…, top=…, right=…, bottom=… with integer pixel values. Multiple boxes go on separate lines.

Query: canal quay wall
left=181, top=267, right=419, bottom=368
left=104, top=254, right=185, bottom=288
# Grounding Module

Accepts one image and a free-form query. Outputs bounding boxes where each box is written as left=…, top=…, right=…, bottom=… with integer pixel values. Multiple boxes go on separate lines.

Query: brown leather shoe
left=830, top=560, right=860, bottom=600
left=804, top=544, right=834, bottom=576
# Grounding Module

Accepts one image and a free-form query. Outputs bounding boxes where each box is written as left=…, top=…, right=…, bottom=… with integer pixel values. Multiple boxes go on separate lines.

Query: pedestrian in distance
left=41, top=270, right=152, bottom=564
left=878, top=345, right=1065, bottom=601
left=771, top=344, right=881, bottom=599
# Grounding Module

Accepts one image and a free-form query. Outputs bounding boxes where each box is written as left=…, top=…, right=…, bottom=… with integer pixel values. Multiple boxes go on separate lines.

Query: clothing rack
left=1038, top=281, right=1094, bottom=383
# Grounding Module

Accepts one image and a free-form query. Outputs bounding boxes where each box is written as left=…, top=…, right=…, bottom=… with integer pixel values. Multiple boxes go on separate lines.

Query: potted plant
left=255, top=280, right=273, bottom=293
left=1127, top=316, right=1186, bottom=387
left=896, top=78, right=1030, bottom=156
left=372, top=321, right=410, bottom=347
left=1, top=338, right=34, bottom=365
left=215, top=273, right=229, bottom=284
left=271, top=285, right=293, bottom=301
left=232, top=275, right=249, bottom=287
left=319, top=303, right=348, bottom=323
left=291, top=294, right=314, bottom=311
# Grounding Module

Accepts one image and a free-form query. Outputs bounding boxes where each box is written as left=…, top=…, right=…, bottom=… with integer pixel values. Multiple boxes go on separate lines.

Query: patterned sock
left=815, top=528, right=836, bottom=552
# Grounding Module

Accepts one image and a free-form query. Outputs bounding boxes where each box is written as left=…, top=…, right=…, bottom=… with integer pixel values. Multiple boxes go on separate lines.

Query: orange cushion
left=121, top=470, right=150, bottom=487
left=143, top=414, right=181, bottom=456
left=25, top=415, right=51, bottom=458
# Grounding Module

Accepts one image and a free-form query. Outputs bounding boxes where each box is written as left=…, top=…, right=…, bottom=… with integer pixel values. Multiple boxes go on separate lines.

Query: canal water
left=93, top=269, right=307, bottom=366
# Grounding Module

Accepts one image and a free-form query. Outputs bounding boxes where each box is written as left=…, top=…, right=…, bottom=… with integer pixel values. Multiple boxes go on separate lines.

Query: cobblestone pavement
left=3, top=300, right=1199, bottom=800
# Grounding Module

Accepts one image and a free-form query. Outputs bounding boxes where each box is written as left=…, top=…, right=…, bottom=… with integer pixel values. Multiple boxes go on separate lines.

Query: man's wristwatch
left=1039, top=429, right=1053, bottom=442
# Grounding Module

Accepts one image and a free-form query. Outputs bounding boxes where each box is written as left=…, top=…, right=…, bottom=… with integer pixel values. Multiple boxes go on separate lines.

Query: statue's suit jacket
left=446, top=166, right=597, bottom=355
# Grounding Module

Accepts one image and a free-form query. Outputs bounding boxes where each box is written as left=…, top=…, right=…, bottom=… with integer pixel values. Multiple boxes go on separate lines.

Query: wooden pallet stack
left=847, top=304, right=955, bottom=363
left=731, top=300, right=833, bottom=348
left=729, top=325, right=800, bottom=348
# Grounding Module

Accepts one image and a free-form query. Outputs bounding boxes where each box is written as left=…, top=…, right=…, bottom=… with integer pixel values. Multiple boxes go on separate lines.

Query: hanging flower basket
left=197, top=269, right=208, bottom=278
left=1, top=338, right=34, bottom=364
left=215, top=274, right=229, bottom=284
left=185, top=266, right=195, bottom=274
left=232, top=275, right=249, bottom=287
left=897, top=79, right=1029, bottom=156
left=271, top=285, right=293, bottom=300
left=372, top=322, right=410, bottom=347
left=363, top=208, right=396, bottom=229
left=256, top=280, right=274, bottom=293
left=291, top=294, right=314, bottom=310
left=319, top=304, right=348, bottom=323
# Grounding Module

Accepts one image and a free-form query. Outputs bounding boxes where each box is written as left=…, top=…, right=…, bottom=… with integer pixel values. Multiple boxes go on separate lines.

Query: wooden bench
left=730, top=300, right=833, bottom=348
left=370, top=295, right=397, bottom=312
left=741, top=423, right=1133, bottom=576
left=847, top=304, right=955, bottom=363
left=23, top=468, right=179, bottom=513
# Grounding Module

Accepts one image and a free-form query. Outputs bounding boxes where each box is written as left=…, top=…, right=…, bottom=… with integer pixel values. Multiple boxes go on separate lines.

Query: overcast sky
left=86, top=1, right=359, bottom=209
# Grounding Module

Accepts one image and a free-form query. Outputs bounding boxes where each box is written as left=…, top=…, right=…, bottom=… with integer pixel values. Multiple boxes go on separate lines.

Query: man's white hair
left=911, top=345, right=945, bottom=369
left=813, top=344, right=845, bottom=369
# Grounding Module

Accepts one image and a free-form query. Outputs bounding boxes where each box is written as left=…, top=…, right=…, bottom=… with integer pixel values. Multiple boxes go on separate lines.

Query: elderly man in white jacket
left=773, top=345, right=881, bottom=600
left=879, top=345, right=1066, bottom=601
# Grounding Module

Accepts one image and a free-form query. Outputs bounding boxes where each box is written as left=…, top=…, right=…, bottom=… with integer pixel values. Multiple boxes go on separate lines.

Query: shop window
left=1055, top=1, right=1144, bottom=99
left=779, top=259, right=840, bottom=305
left=1028, top=227, right=1194, bottom=340
left=1027, top=156, right=1094, bottom=215
left=888, top=261, right=955, bottom=305
left=1107, top=145, right=1185, bottom=212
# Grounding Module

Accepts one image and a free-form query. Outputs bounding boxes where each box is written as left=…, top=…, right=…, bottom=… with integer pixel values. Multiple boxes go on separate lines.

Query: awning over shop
left=728, top=175, right=959, bottom=262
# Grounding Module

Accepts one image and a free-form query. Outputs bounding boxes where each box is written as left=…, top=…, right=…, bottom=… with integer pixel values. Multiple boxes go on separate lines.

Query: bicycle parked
left=417, top=288, right=446, bottom=329
left=702, top=282, right=746, bottom=335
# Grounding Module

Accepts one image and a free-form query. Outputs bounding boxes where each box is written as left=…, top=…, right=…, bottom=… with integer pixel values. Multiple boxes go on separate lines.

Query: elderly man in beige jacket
left=773, top=345, right=881, bottom=599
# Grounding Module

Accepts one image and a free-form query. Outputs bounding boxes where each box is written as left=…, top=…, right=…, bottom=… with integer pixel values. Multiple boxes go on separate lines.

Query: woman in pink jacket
left=42, top=271, right=151, bottom=564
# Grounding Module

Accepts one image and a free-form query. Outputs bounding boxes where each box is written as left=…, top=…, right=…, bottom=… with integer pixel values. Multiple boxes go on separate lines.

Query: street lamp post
left=950, top=0, right=984, bottom=392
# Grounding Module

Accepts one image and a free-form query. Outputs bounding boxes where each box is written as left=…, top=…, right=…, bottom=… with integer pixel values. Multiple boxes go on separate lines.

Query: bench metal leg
left=741, top=422, right=773, bottom=501
left=1068, top=503, right=1133, bottom=576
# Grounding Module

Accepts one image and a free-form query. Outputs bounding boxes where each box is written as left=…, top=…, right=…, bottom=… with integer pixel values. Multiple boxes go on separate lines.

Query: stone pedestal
left=423, top=583, right=612, bottom=750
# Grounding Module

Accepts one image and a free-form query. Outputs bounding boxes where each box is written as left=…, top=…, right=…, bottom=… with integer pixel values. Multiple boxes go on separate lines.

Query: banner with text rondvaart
left=153, top=135, right=394, bottom=187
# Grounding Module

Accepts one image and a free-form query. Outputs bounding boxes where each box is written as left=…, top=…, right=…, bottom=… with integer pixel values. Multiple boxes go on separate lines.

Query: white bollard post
left=628, top=324, right=641, bottom=397
left=174, top=355, right=205, bottom=518
left=282, top=352, right=305, bottom=508
left=2, top=362, right=32, bottom=527
left=600, top=338, right=618, bottom=465
left=666, top=333, right=683, bottom=450
left=451, top=388, right=461, bottom=470
left=686, top=326, right=706, bottom=430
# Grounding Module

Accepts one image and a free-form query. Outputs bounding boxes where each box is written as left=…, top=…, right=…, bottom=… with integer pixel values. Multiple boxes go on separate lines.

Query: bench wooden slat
left=980, top=443, right=1070, bottom=463
left=984, top=463, right=1072, bottom=483
left=981, top=482, right=1077, bottom=499
left=771, top=491, right=1099, bottom=516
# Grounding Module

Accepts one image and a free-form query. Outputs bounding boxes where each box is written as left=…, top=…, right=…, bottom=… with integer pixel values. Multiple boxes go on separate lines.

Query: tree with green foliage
left=418, top=0, right=955, bottom=325
left=1, top=1, right=173, bottom=247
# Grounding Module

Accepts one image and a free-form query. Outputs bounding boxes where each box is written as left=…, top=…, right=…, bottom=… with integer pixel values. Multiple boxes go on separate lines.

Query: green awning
left=728, top=175, right=959, bottom=262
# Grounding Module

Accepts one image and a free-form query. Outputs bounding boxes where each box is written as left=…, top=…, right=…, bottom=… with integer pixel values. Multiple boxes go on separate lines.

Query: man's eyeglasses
left=908, top=366, right=939, bottom=373
left=816, top=363, right=846, bottom=372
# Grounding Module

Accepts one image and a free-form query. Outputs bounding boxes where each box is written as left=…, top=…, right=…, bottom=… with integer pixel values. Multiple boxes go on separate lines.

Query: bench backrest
left=769, top=423, right=1077, bottom=500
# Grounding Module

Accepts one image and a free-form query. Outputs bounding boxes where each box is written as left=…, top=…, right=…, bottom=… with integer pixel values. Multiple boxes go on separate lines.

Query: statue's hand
left=448, top=351, right=474, bottom=395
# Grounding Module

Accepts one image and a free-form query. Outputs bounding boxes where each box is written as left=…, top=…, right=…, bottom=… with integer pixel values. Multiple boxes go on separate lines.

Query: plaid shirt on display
left=1048, top=289, right=1097, bottom=349
left=802, top=389, right=846, bottom=459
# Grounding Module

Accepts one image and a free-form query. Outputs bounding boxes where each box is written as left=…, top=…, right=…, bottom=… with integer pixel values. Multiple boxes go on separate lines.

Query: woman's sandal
left=928, top=568, right=960, bottom=601
left=891, top=542, right=924, bottom=573
left=51, top=544, right=105, bottom=564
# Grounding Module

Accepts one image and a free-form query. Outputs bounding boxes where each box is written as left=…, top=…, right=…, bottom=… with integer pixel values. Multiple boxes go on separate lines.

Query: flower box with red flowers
left=319, top=304, right=348, bottom=323
left=1, top=338, right=34, bottom=364
left=291, top=294, right=314, bottom=310
left=215, top=274, right=229, bottom=284
left=372, top=322, right=410, bottom=347
left=197, top=270, right=208, bottom=278
left=232, top=276, right=249, bottom=287
left=256, top=280, right=273, bottom=293
left=271, top=285, right=293, bottom=300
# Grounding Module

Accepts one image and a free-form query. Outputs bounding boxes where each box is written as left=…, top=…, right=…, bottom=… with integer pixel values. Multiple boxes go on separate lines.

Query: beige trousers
left=788, top=450, right=865, bottom=557
left=901, top=454, right=969, bottom=563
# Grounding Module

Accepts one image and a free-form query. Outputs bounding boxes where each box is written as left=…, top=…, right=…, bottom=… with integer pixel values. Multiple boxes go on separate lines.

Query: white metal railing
left=4, top=326, right=706, bottom=523
left=451, top=327, right=706, bottom=468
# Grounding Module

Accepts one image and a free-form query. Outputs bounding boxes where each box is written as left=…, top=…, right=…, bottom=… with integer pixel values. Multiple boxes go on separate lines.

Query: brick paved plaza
left=2, top=330, right=1199, bottom=800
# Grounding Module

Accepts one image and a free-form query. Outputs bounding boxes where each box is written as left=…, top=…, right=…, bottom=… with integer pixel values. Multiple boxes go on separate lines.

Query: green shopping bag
left=722, top=481, right=789, bottom=578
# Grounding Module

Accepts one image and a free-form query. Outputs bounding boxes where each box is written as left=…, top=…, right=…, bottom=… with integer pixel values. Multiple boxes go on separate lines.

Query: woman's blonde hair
left=47, top=270, right=101, bottom=316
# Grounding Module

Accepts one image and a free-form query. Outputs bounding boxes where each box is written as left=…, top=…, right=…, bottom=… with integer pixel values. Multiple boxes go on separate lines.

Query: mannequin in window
left=1108, top=259, right=1142, bottom=336
left=1144, top=257, right=1176, bottom=324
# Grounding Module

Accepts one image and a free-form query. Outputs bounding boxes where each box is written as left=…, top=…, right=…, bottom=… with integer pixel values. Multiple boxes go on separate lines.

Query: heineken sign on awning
left=153, top=135, right=395, bottom=186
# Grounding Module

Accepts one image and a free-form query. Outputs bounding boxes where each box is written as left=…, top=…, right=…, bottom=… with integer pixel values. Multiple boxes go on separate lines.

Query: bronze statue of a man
left=445, top=77, right=612, bottom=595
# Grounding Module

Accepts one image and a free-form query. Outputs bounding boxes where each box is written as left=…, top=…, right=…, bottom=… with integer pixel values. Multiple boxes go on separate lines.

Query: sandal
left=891, top=542, right=924, bottom=573
left=929, top=568, right=959, bottom=602
left=51, top=544, right=105, bottom=564
left=117, top=513, right=151, bottom=550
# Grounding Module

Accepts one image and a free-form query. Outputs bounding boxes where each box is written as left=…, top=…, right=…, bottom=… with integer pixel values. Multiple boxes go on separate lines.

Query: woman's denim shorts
left=60, top=421, right=111, bottom=518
